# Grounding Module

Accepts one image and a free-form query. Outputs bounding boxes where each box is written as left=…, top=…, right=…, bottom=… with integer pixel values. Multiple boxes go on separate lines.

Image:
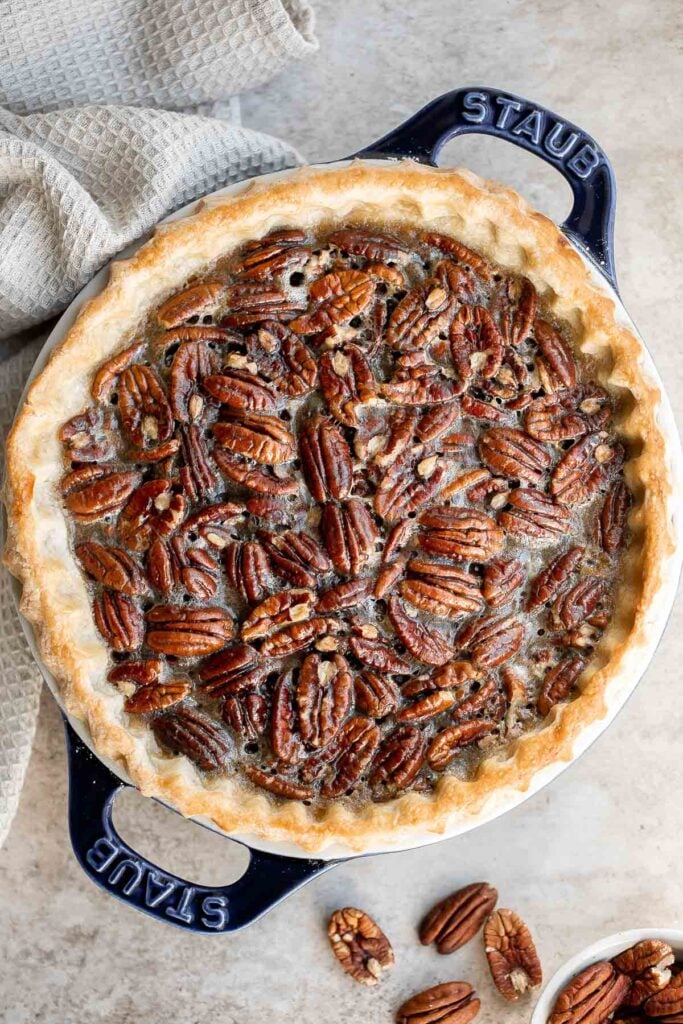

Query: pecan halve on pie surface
left=47, top=211, right=634, bottom=820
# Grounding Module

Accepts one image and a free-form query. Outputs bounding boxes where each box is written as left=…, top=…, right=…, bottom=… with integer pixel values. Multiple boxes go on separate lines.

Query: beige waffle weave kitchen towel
left=0, top=0, right=317, bottom=845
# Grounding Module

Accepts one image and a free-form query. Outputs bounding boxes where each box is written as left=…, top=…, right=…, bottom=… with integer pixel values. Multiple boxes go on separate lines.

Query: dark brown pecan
left=244, top=766, right=314, bottom=800
left=495, top=277, right=537, bottom=347
left=108, top=659, right=163, bottom=687
left=524, top=384, right=611, bottom=442
left=482, top=559, right=525, bottom=608
left=386, top=277, right=456, bottom=350
left=526, top=546, right=584, bottom=611
left=484, top=908, right=542, bottom=1001
left=613, top=940, right=674, bottom=1008
left=213, top=448, right=298, bottom=494
left=461, top=393, right=507, bottom=422
left=354, top=670, right=400, bottom=718
left=299, top=414, right=353, bottom=501
left=213, top=412, right=296, bottom=465
left=537, top=654, right=586, bottom=716
left=260, top=617, right=340, bottom=658
left=600, top=480, right=631, bottom=555
left=328, top=228, right=408, bottom=262
left=223, top=692, right=268, bottom=740
left=60, top=405, right=117, bottom=462
left=450, top=304, right=504, bottom=380
left=260, top=529, right=332, bottom=587
left=157, top=281, right=223, bottom=327
left=534, top=319, right=577, bottom=390
left=398, top=690, right=456, bottom=722
left=320, top=498, right=378, bottom=577
left=91, top=340, right=145, bottom=402
left=349, top=634, right=412, bottom=674
left=551, top=433, right=625, bottom=506
left=374, top=447, right=446, bottom=522
left=199, top=643, right=266, bottom=696
left=321, top=716, right=380, bottom=798
left=370, top=724, right=425, bottom=790
left=419, top=506, right=504, bottom=562
left=498, top=487, right=572, bottom=540
left=62, top=465, right=142, bottom=522
left=93, top=591, right=143, bottom=652
left=151, top=705, right=231, bottom=772
left=220, top=281, right=306, bottom=328
left=420, top=882, right=498, bottom=954
left=319, top=344, right=376, bottom=426
left=478, top=427, right=551, bottom=486
left=249, top=321, right=318, bottom=397
left=118, top=364, right=173, bottom=448
left=423, top=231, right=493, bottom=280
left=452, top=677, right=506, bottom=723
left=401, top=558, right=483, bottom=619
left=403, top=659, right=482, bottom=698
left=234, top=232, right=310, bottom=280
left=427, top=720, right=497, bottom=770
left=178, top=424, right=218, bottom=499
left=124, top=680, right=191, bottom=714
left=202, top=368, right=279, bottom=414
left=224, top=540, right=271, bottom=604
left=118, top=479, right=186, bottom=552
left=388, top=595, right=454, bottom=666
left=178, top=500, right=244, bottom=545
left=397, top=981, right=481, bottom=1024
left=76, top=541, right=147, bottom=595
left=549, top=962, right=631, bottom=1024
left=643, top=969, right=683, bottom=1017
left=289, top=270, right=375, bottom=334
left=328, top=906, right=394, bottom=986
left=552, top=578, right=607, bottom=630
left=457, top=614, right=525, bottom=668
left=240, top=588, right=314, bottom=641
left=317, top=577, right=374, bottom=613
left=297, top=652, right=353, bottom=748
left=145, top=604, right=235, bottom=657
left=270, top=669, right=302, bottom=764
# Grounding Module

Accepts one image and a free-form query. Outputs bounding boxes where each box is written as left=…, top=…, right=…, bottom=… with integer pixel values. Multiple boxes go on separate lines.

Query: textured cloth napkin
left=0, top=0, right=317, bottom=845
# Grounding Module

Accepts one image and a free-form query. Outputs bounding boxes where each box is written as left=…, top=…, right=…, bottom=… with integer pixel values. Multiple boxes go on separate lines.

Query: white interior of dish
left=11, top=161, right=683, bottom=860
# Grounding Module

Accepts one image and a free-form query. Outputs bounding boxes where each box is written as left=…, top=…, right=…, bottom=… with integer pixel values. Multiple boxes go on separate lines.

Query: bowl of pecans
left=531, top=930, right=683, bottom=1024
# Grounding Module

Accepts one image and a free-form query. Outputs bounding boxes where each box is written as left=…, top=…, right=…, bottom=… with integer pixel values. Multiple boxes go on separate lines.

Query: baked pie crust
left=4, top=161, right=678, bottom=852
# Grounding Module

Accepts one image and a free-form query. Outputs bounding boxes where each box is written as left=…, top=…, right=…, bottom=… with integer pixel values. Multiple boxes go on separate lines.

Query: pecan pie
left=5, top=163, right=677, bottom=851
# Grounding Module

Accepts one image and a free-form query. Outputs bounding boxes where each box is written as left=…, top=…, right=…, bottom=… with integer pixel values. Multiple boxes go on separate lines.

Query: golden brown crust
left=4, top=160, right=681, bottom=852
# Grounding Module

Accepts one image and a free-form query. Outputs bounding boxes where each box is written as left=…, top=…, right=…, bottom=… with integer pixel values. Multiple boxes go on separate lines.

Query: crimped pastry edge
left=4, top=159, right=681, bottom=853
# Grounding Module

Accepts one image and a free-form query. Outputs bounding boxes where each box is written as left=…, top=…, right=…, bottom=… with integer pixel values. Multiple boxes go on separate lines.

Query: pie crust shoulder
left=4, top=161, right=678, bottom=852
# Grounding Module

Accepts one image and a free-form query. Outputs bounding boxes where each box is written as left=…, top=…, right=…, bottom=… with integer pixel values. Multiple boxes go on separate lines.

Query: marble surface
left=2, top=1, right=683, bottom=1021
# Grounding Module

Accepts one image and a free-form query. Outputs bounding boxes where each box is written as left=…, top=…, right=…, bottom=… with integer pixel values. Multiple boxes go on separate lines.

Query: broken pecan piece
left=420, top=882, right=498, bottom=954
left=152, top=705, right=231, bottom=772
left=213, top=448, right=298, bottom=494
left=484, top=908, right=542, bottom=1001
left=240, top=588, right=314, bottom=641
left=91, top=341, right=145, bottom=402
left=118, top=479, right=186, bottom=552
left=328, top=906, right=394, bottom=986
left=397, top=982, right=481, bottom=1024
left=614, top=940, right=674, bottom=1008
left=260, top=617, right=340, bottom=658
left=244, top=766, right=313, bottom=800
left=643, top=969, right=683, bottom=1017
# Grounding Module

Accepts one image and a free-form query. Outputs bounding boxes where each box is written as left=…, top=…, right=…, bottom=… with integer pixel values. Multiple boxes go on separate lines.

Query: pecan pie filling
left=58, top=225, right=631, bottom=804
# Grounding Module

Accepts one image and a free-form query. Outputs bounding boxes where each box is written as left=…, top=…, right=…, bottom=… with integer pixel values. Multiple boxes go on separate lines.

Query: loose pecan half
left=420, top=882, right=498, bottom=954
left=388, top=595, right=454, bottom=666
left=484, top=908, right=542, bottom=1001
left=397, top=982, right=481, bottom=1024
left=93, top=592, right=144, bottom=652
left=419, top=506, right=505, bottom=563
left=319, top=344, right=376, bottom=426
left=76, top=542, right=147, bottom=595
left=299, top=415, right=353, bottom=501
left=199, top=643, right=266, bottom=696
left=613, top=940, right=674, bottom=1008
left=549, top=962, right=630, bottom=1024
left=479, top=427, right=551, bottom=486
left=328, top=906, right=394, bottom=986
left=145, top=605, right=235, bottom=657
left=151, top=705, right=231, bottom=772
left=213, top=412, right=296, bottom=465
left=289, top=270, right=375, bottom=334
left=498, top=488, right=572, bottom=541
left=537, top=655, right=586, bottom=716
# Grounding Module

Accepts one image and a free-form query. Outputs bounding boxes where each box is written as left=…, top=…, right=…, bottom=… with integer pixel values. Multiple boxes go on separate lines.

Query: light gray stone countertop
left=2, top=1, right=683, bottom=1021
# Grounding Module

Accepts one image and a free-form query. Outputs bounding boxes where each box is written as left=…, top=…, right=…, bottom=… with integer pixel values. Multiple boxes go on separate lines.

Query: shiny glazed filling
left=58, top=224, right=631, bottom=804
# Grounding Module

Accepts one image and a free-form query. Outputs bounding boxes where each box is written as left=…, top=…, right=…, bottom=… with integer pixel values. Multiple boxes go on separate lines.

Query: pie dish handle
left=353, top=86, right=618, bottom=290
left=63, top=718, right=335, bottom=932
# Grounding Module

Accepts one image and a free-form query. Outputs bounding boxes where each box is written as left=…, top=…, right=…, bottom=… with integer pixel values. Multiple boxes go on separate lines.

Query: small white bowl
left=531, top=928, right=683, bottom=1024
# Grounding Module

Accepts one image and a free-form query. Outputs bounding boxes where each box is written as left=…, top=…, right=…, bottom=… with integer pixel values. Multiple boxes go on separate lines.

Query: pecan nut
left=213, top=412, right=296, bottom=465
left=224, top=540, right=272, bottom=604
left=613, top=940, right=674, bottom=1008
left=370, top=724, right=425, bottom=790
left=260, top=529, right=332, bottom=587
left=62, top=465, right=142, bottom=522
left=319, top=344, right=376, bottom=426
left=299, top=414, right=353, bottom=502
left=551, top=433, right=625, bottom=506
left=537, top=655, right=586, bottom=716
left=457, top=614, right=525, bottom=669
left=419, top=506, right=505, bottom=562
left=93, top=592, right=144, bottom=652
left=118, top=479, right=186, bottom=552
left=222, top=692, right=268, bottom=740
left=76, top=541, right=147, bottom=596
left=643, top=969, right=683, bottom=1017
left=240, top=588, right=314, bottom=642
left=157, top=281, right=223, bottom=327
left=202, top=369, right=279, bottom=413
left=151, top=705, right=231, bottom=772
left=328, top=906, right=394, bottom=986
left=290, top=270, right=375, bottom=334
left=296, top=653, right=353, bottom=748
left=479, top=427, right=551, bottom=486
left=169, top=339, right=218, bottom=422
left=397, top=982, right=481, bottom=1024
left=484, top=908, right=542, bottom=1001
left=526, top=547, right=584, bottom=611
left=401, top=558, right=483, bottom=619
left=199, top=643, right=266, bottom=696
left=124, top=680, right=191, bottom=714
left=427, top=720, right=497, bottom=770
left=534, top=319, right=578, bottom=390
left=549, top=961, right=631, bottom=1024
left=420, top=882, right=498, bottom=954
left=498, top=488, right=571, bottom=541
left=145, top=605, right=235, bottom=657
left=388, top=595, right=454, bottom=666
left=481, top=559, right=525, bottom=608
left=386, top=277, right=457, bottom=350
left=321, top=498, right=378, bottom=577
left=118, top=363, right=173, bottom=448
left=600, top=481, right=631, bottom=555
left=525, top=384, right=611, bottom=442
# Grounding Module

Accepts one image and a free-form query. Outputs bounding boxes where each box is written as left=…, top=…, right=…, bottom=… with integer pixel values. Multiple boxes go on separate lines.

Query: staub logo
left=86, top=836, right=229, bottom=930
left=461, top=91, right=601, bottom=181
